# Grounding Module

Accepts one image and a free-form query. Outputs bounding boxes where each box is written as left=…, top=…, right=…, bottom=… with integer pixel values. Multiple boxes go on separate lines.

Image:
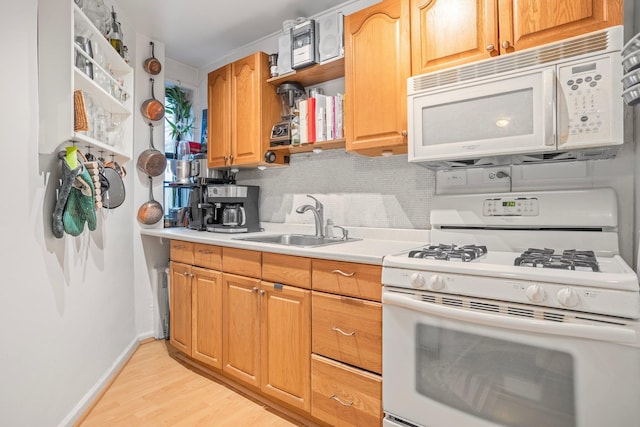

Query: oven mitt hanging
left=52, top=148, right=97, bottom=238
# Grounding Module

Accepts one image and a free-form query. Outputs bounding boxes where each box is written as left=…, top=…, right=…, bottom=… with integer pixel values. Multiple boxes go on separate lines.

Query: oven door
left=408, top=68, right=556, bottom=162
left=382, top=289, right=640, bottom=427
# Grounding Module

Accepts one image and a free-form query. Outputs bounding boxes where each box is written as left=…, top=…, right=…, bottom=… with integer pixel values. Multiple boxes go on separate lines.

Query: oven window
left=421, top=88, right=534, bottom=146
left=416, top=324, right=575, bottom=427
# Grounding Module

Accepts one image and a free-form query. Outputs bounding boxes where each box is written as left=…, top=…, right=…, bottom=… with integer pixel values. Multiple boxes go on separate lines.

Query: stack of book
left=298, top=93, right=344, bottom=145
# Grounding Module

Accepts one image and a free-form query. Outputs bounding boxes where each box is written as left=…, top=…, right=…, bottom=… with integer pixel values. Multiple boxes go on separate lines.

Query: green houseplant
left=165, top=85, right=194, bottom=155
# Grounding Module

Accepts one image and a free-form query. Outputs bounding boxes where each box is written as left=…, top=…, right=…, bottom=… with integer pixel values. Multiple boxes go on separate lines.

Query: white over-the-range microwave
left=408, top=26, right=624, bottom=168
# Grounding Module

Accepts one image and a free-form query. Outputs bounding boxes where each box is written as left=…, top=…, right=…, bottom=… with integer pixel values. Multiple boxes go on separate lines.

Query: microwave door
left=409, top=69, right=556, bottom=162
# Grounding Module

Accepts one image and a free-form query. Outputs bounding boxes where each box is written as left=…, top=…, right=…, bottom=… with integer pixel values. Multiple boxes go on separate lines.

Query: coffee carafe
left=270, top=82, right=306, bottom=146
left=222, top=204, right=245, bottom=227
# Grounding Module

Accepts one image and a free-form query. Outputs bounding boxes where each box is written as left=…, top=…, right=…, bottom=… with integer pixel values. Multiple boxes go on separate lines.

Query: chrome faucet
left=295, top=195, right=324, bottom=237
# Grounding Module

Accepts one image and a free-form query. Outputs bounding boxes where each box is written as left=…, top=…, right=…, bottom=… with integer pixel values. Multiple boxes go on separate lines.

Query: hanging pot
left=143, top=41, right=162, bottom=75
left=137, top=123, right=167, bottom=177
left=137, top=176, right=164, bottom=225
left=140, top=77, right=165, bottom=121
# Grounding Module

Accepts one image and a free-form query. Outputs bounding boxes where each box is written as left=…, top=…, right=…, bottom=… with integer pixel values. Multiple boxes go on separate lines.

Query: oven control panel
left=483, top=197, right=539, bottom=216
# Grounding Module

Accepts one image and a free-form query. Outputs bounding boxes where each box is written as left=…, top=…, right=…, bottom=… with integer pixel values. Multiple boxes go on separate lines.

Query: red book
left=307, top=97, right=316, bottom=143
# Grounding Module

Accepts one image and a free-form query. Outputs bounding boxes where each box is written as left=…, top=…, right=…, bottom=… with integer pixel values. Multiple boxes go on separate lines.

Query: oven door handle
left=383, top=292, right=637, bottom=344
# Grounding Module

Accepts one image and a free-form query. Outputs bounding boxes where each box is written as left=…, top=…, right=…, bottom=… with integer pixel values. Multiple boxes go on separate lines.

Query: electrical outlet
left=482, top=167, right=510, bottom=184
left=440, top=170, right=467, bottom=186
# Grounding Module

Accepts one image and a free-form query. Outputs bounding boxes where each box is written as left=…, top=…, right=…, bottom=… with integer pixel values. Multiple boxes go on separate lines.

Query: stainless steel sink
left=234, top=234, right=360, bottom=247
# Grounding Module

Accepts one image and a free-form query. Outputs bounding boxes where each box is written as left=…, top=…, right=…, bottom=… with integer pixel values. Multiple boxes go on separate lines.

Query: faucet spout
left=295, top=195, right=324, bottom=237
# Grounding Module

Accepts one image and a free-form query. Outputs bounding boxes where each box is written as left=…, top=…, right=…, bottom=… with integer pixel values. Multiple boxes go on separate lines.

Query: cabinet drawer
left=170, top=240, right=194, bottom=264
left=222, top=247, right=261, bottom=278
left=311, top=354, right=382, bottom=427
left=312, top=292, right=381, bottom=374
left=193, top=243, right=222, bottom=270
left=262, top=253, right=311, bottom=289
left=312, top=260, right=382, bottom=302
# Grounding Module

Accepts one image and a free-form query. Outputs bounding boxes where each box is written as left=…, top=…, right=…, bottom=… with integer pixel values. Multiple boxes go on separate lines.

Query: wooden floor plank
left=80, top=340, right=299, bottom=426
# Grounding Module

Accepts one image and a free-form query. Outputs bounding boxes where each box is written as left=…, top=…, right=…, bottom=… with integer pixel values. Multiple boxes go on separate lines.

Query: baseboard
left=59, top=335, right=149, bottom=427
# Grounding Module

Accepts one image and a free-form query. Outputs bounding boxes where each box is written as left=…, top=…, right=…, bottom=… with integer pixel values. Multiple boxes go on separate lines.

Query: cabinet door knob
left=502, top=40, right=511, bottom=49
left=486, top=44, right=495, bottom=52
left=331, top=269, right=355, bottom=277
left=230, top=155, right=235, bottom=164
left=332, top=326, right=356, bottom=336
left=329, top=394, right=353, bottom=407
left=223, top=156, right=228, bottom=165
left=401, top=130, right=408, bottom=137
left=260, top=289, right=265, bottom=296
left=252, top=286, right=259, bottom=293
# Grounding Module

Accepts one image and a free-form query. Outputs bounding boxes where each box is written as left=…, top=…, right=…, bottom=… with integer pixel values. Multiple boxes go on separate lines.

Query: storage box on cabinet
left=312, top=259, right=382, bottom=301
left=312, top=291, right=382, bottom=374
left=311, top=354, right=382, bottom=427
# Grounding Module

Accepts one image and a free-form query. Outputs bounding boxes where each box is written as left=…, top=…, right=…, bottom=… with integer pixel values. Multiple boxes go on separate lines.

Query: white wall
left=0, top=1, right=140, bottom=425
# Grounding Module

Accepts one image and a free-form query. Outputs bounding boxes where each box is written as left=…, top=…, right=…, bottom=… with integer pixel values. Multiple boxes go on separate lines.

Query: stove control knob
left=429, top=275, right=446, bottom=290
left=526, top=284, right=546, bottom=303
left=557, top=288, right=579, bottom=308
left=410, top=272, right=426, bottom=289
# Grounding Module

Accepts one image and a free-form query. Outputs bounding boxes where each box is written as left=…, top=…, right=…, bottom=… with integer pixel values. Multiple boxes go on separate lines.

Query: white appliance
left=408, top=26, right=624, bottom=168
left=381, top=188, right=640, bottom=427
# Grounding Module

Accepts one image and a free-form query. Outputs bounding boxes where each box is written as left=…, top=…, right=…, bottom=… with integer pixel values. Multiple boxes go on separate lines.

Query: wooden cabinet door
left=344, top=0, right=411, bottom=156
left=191, top=267, right=223, bottom=369
left=411, top=0, right=498, bottom=74
left=260, top=282, right=311, bottom=412
left=497, top=0, right=622, bottom=53
left=169, top=262, right=192, bottom=355
left=222, top=273, right=261, bottom=387
left=207, top=64, right=232, bottom=168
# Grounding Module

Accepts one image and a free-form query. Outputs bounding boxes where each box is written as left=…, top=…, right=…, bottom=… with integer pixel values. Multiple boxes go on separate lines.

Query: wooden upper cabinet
left=497, top=0, right=623, bottom=53
left=207, top=52, right=280, bottom=168
left=207, top=64, right=232, bottom=168
left=411, top=0, right=622, bottom=75
left=344, top=0, right=411, bottom=156
left=411, top=0, right=498, bottom=75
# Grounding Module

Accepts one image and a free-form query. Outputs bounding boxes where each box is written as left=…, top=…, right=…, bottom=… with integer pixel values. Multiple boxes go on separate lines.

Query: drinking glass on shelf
left=92, top=42, right=104, bottom=71
left=176, top=141, right=191, bottom=160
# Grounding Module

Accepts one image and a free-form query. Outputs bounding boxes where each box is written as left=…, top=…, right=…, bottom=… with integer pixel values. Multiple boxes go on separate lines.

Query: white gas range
left=381, top=188, right=640, bottom=427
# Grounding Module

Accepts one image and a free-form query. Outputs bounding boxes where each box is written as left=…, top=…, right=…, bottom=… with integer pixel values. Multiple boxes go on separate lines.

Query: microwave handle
left=383, top=291, right=637, bottom=344
left=543, top=68, right=556, bottom=146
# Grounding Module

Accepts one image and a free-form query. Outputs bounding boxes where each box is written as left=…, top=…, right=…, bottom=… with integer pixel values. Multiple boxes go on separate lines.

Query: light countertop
left=140, top=223, right=430, bottom=265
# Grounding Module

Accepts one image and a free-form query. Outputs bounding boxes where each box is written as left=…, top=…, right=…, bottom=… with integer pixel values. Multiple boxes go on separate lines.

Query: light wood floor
left=80, top=340, right=300, bottom=426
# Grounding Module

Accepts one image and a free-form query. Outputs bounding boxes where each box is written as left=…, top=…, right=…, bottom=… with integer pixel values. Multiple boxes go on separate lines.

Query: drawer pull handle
left=174, top=245, right=186, bottom=249
left=331, top=269, right=355, bottom=277
left=329, top=394, right=353, bottom=407
left=332, top=326, right=356, bottom=336
left=197, top=250, right=215, bottom=254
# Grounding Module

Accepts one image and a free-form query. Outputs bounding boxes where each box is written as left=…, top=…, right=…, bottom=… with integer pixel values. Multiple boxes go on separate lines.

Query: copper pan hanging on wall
left=143, top=41, right=162, bottom=75
left=140, top=77, right=165, bottom=121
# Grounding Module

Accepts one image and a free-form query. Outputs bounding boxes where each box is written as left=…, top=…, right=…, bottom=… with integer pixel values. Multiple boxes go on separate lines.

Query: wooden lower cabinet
left=169, top=262, right=192, bottom=355
left=312, top=291, right=382, bottom=374
left=191, top=266, right=223, bottom=369
left=169, top=261, right=223, bottom=369
left=222, top=273, right=261, bottom=387
left=222, top=274, right=312, bottom=412
left=260, top=281, right=311, bottom=412
left=311, top=354, right=382, bottom=427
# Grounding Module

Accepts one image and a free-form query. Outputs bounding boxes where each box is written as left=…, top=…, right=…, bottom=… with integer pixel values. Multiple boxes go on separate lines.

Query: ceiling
left=117, top=0, right=348, bottom=69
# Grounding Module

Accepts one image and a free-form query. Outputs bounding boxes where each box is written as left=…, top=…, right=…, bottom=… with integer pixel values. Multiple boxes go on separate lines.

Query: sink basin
left=234, top=234, right=360, bottom=247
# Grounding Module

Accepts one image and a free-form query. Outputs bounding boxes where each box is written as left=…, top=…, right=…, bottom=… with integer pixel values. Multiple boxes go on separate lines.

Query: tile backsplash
left=236, top=149, right=435, bottom=229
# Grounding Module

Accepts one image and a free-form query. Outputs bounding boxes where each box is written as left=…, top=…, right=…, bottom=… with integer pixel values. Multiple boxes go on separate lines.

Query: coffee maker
left=201, top=184, right=260, bottom=233
left=186, top=177, right=231, bottom=230
left=270, top=82, right=306, bottom=146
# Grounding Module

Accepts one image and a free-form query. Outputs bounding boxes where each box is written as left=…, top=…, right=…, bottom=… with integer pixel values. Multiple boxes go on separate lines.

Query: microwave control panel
left=558, top=55, right=614, bottom=146
left=483, top=197, right=539, bottom=216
